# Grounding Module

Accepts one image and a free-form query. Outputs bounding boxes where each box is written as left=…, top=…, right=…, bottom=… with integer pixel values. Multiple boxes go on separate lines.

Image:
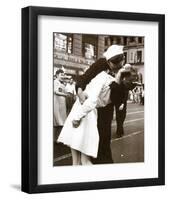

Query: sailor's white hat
left=103, top=44, right=124, bottom=60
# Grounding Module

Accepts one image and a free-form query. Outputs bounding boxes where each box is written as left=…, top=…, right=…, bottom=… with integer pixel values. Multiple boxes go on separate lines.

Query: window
left=131, top=52, right=134, bottom=61
left=82, top=35, right=98, bottom=59
left=124, top=37, right=127, bottom=46
left=138, top=37, right=142, bottom=43
left=67, top=36, right=73, bottom=54
left=130, top=37, right=135, bottom=43
left=84, top=43, right=95, bottom=59
left=124, top=52, right=127, bottom=64
left=105, top=37, right=109, bottom=46
left=54, top=33, right=73, bottom=54
left=137, top=51, right=142, bottom=63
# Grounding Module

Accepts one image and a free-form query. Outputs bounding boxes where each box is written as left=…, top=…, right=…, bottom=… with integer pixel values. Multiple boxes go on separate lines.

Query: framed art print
left=21, top=6, right=165, bottom=193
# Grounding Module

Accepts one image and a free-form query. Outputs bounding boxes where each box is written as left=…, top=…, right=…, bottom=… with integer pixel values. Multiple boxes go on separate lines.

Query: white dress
left=57, top=71, right=115, bottom=158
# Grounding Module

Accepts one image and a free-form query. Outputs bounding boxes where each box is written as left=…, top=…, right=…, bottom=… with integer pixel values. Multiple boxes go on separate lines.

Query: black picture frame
left=21, top=6, right=165, bottom=193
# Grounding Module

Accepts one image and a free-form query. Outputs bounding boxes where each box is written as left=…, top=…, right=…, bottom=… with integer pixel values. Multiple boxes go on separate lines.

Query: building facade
left=54, top=33, right=144, bottom=83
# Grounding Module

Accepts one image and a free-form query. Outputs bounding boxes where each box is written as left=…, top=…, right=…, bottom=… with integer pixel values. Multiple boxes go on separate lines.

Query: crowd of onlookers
left=128, top=85, right=144, bottom=105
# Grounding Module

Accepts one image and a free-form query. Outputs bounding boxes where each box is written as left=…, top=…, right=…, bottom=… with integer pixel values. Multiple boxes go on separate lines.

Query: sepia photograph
left=53, top=33, right=145, bottom=166
left=21, top=6, right=164, bottom=193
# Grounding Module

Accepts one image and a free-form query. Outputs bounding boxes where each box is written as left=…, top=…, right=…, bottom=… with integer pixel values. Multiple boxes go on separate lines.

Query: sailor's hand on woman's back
left=72, top=119, right=81, bottom=128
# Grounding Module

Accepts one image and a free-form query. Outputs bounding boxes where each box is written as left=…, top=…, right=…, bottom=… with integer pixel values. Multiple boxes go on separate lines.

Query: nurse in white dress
left=57, top=69, right=118, bottom=165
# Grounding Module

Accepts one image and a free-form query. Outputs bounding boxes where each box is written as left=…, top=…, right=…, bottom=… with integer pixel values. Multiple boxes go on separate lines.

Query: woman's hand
left=72, top=119, right=81, bottom=128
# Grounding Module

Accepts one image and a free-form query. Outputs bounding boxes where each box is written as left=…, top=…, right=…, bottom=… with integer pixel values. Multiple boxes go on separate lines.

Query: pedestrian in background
left=65, top=78, right=76, bottom=115
left=53, top=69, right=67, bottom=141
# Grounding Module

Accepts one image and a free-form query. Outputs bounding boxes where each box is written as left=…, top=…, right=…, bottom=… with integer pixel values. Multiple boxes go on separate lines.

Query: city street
left=53, top=102, right=144, bottom=166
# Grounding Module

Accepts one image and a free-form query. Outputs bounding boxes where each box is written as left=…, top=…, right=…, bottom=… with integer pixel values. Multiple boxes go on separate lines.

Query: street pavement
left=53, top=102, right=144, bottom=166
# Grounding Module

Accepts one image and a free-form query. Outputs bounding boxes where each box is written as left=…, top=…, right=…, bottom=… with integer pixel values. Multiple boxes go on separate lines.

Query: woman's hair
left=121, top=65, right=138, bottom=79
left=55, top=69, right=64, bottom=76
